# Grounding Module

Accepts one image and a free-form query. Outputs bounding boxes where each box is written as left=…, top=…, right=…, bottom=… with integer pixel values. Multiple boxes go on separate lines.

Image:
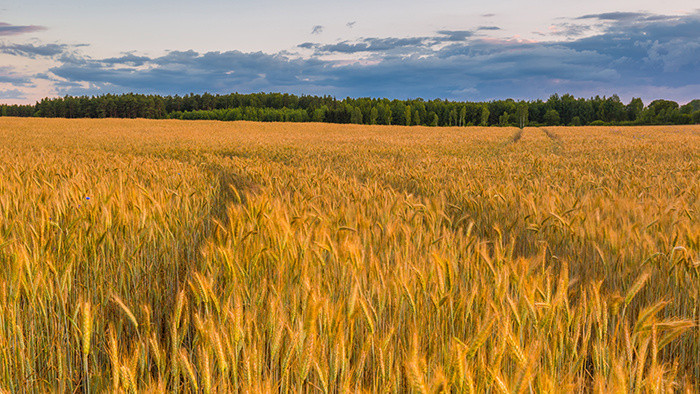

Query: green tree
left=429, top=112, right=439, bottom=126
left=689, top=99, right=700, bottom=112
left=648, top=100, right=679, bottom=124
left=480, top=105, right=490, bottom=126
left=15, top=91, right=698, bottom=127
left=369, top=107, right=378, bottom=125
left=350, top=106, right=363, bottom=124
left=449, top=108, right=458, bottom=126
left=499, top=112, right=509, bottom=126
left=459, top=106, right=467, bottom=127
left=627, top=97, right=643, bottom=122
left=543, top=109, right=560, bottom=125
left=640, top=108, right=655, bottom=124
left=312, top=106, right=327, bottom=122
left=516, top=102, right=528, bottom=128
left=377, top=103, right=392, bottom=125
left=692, top=111, right=700, bottom=124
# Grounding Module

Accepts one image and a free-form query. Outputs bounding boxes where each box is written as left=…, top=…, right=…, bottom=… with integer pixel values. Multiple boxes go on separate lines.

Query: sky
left=0, top=0, right=698, bottom=105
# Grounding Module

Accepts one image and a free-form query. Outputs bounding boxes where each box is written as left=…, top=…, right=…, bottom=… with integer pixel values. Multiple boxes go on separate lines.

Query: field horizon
left=0, top=118, right=698, bottom=391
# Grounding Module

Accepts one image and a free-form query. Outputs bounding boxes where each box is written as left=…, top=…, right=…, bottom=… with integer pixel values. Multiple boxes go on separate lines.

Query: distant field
left=0, top=118, right=698, bottom=391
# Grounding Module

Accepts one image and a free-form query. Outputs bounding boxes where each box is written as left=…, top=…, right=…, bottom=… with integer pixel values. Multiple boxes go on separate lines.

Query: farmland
left=0, top=118, right=698, bottom=391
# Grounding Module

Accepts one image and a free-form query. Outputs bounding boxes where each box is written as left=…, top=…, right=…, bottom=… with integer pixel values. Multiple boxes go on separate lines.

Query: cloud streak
left=436, top=30, right=474, bottom=42
left=303, top=37, right=430, bottom=54
left=577, top=12, right=650, bottom=21
left=0, top=22, right=46, bottom=36
left=0, top=43, right=67, bottom=57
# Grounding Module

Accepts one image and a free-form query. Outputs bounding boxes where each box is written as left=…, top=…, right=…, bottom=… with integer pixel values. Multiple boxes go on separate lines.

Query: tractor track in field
left=505, top=128, right=523, bottom=144
left=510, top=128, right=524, bottom=143
left=541, top=127, right=562, bottom=143
left=540, top=127, right=564, bottom=155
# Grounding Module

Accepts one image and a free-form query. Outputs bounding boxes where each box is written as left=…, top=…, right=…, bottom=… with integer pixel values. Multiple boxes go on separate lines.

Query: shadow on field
left=120, top=152, right=259, bottom=337
left=151, top=148, right=259, bottom=224
left=201, top=161, right=258, bottom=225
left=377, top=172, right=623, bottom=288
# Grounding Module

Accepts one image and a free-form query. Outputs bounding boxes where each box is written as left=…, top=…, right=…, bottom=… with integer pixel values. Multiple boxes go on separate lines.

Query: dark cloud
left=436, top=30, right=473, bottom=42
left=576, top=12, right=649, bottom=21
left=0, top=43, right=67, bottom=57
left=311, top=25, right=324, bottom=35
left=481, top=13, right=495, bottom=17
left=477, top=26, right=501, bottom=31
left=311, top=37, right=428, bottom=53
left=0, top=22, right=46, bottom=36
left=51, top=50, right=330, bottom=95
left=575, top=12, right=680, bottom=24
left=101, top=53, right=152, bottom=66
left=563, top=14, right=700, bottom=78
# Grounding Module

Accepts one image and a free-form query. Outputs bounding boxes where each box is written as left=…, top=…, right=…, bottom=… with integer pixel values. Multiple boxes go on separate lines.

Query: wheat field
left=0, top=118, right=698, bottom=392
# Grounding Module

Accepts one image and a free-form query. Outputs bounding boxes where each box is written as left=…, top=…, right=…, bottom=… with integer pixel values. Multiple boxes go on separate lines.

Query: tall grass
left=0, top=118, right=698, bottom=391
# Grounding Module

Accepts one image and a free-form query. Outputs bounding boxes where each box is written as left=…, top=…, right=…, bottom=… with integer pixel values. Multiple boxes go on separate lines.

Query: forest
left=1, top=92, right=699, bottom=126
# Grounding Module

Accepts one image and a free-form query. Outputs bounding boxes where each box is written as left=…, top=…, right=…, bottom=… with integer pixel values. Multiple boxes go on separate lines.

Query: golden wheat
left=0, top=118, right=698, bottom=392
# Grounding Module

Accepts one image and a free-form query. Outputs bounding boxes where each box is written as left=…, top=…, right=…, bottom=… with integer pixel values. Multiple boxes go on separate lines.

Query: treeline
left=2, top=92, right=699, bottom=126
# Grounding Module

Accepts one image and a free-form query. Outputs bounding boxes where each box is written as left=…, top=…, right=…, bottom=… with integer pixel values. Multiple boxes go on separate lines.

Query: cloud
left=311, top=25, right=324, bottom=35
left=548, top=23, right=592, bottom=37
left=100, top=53, right=152, bottom=66
left=0, top=22, right=46, bottom=36
left=477, top=26, right=501, bottom=31
left=575, top=12, right=682, bottom=24
left=51, top=50, right=331, bottom=95
left=0, top=43, right=67, bottom=58
left=436, top=30, right=473, bottom=42
left=0, top=66, right=34, bottom=86
left=562, top=13, right=700, bottom=80
left=0, top=88, right=27, bottom=99
left=309, top=37, right=429, bottom=53
left=5, top=11, right=700, bottom=103
left=576, top=12, right=649, bottom=21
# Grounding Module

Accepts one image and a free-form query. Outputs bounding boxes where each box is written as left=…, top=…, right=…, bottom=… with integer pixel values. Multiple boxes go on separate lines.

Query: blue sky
left=0, top=1, right=698, bottom=104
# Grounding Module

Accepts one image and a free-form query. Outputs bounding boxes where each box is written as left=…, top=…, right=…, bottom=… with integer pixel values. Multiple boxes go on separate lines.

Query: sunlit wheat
left=0, top=118, right=697, bottom=391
